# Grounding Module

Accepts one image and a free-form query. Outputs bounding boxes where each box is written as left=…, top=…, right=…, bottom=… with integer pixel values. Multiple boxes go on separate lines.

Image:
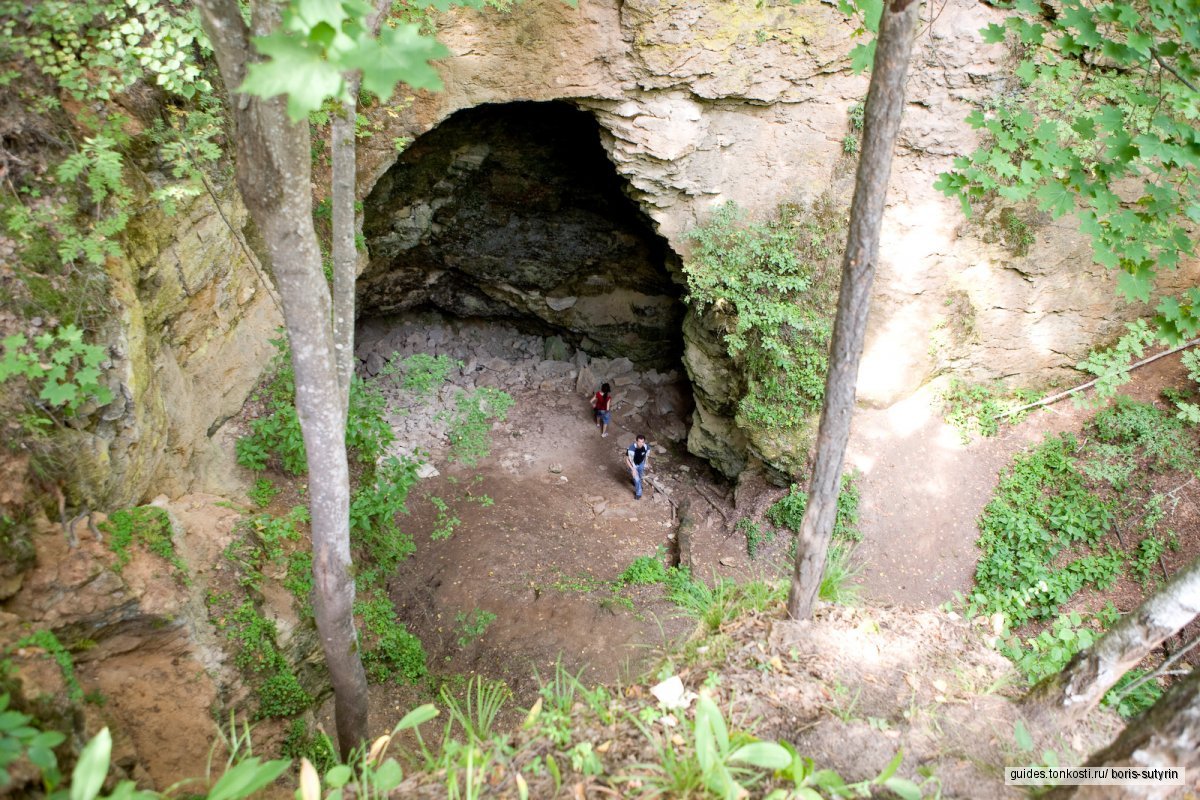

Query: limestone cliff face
left=56, top=0, right=1199, bottom=494
left=64, top=188, right=280, bottom=510
left=354, top=0, right=1198, bottom=477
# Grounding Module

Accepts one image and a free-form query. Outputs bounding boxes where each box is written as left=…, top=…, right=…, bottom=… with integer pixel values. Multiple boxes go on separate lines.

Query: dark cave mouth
left=357, top=100, right=687, bottom=373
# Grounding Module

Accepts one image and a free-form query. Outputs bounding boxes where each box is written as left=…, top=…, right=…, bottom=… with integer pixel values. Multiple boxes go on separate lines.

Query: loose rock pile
left=355, top=312, right=692, bottom=464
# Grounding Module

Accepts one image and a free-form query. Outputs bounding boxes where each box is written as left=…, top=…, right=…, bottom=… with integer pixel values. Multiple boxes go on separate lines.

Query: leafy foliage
left=356, top=597, right=427, bottom=684
left=0, top=326, right=113, bottom=415
left=444, top=387, right=514, bottom=465
left=236, top=336, right=396, bottom=474
left=0, top=0, right=211, bottom=100
left=939, top=379, right=1041, bottom=442
left=239, top=0, right=456, bottom=121
left=736, top=517, right=774, bottom=559
left=973, top=393, right=1198, bottom=715
left=211, top=598, right=312, bottom=718
left=971, top=433, right=1118, bottom=626
left=100, top=505, right=187, bottom=578
left=684, top=200, right=845, bottom=429
left=767, top=471, right=861, bottom=542
left=454, top=608, right=497, bottom=647
left=935, top=0, right=1200, bottom=341
left=0, top=693, right=67, bottom=790
left=617, top=547, right=669, bottom=585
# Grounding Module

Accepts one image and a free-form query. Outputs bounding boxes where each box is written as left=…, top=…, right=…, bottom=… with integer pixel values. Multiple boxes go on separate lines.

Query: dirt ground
left=318, top=327, right=1200, bottom=741
left=321, top=375, right=759, bottom=737
left=850, top=352, right=1199, bottom=609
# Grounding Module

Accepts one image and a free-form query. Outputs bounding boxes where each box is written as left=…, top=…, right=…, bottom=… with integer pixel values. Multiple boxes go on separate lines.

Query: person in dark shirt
left=625, top=434, right=650, bottom=500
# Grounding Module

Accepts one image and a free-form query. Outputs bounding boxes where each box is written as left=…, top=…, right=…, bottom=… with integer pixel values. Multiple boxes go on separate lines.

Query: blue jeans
left=631, top=462, right=645, bottom=498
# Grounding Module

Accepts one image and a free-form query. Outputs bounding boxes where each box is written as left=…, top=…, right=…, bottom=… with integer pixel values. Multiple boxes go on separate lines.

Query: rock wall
left=354, top=0, right=1199, bottom=477
left=66, top=187, right=280, bottom=510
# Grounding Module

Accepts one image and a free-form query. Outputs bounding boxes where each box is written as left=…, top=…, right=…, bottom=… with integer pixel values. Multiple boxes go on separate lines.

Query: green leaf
left=1014, top=719, right=1033, bottom=751
left=393, top=703, right=438, bottom=731
left=344, top=23, right=449, bottom=98
left=876, top=750, right=903, bottom=782
left=31, top=731, right=66, bottom=749
left=981, top=23, right=1006, bottom=43
left=728, top=741, right=793, bottom=770
left=325, top=764, right=352, bottom=788
left=374, top=759, right=403, bottom=791
left=27, top=745, right=57, bottom=770
left=1034, top=182, right=1075, bottom=217
left=40, top=380, right=78, bottom=408
left=849, top=40, right=876, bottom=74
left=240, top=33, right=346, bottom=122
left=206, top=758, right=291, bottom=800
left=884, top=777, right=923, bottom=800
left=70, top=728, right=112, bottom=800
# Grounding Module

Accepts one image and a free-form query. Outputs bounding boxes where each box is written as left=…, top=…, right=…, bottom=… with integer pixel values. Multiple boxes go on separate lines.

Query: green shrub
left=281, top=719, right=336, bottom=773
left=236, top=336, right=395, bottom=474
left=444, top=387, right=514, bottom=465
left=617, top=547, right=668, bottom=585
left=257, top=671, right=311, bottom=719
left=455, top=608, right=497, bottom=647
left=245, top=505, right=307, bottom=562
left=350, top=457, right=418, bottom=589
left=384, top=352, right=458, bottom=398
left=357, top=597, right=426, bottom=684
left=684, top=199, right=845, bottom=429
left=100, top=506, right=187, bottom=578
left=970, top=433, right=1117, bottom=626
left=248, top=478, right=280, bottom=509
left=737, top=517, right=774, bottom=559
left=0, top=326, right=113, bottom=415
left=767, top=471, right=861, bottom=542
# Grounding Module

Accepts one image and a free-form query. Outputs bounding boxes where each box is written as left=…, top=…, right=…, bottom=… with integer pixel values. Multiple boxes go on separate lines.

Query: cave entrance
left=358, top=100, right=686, bottom=372
left=348, top=102, right=707, bottom=707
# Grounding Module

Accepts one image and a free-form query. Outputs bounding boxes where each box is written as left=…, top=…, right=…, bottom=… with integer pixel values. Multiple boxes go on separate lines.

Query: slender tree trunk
left=331, top=0, right=388, bottom=411
left=1023, top=556, right=1200, bottom=724
left=786, top=0, right=922, bottom=619
left=331, top=95, right=358, bottom=413
left=196, top=0, right=369, bottom=758
left=1046, top=667, right=1200, bottom=800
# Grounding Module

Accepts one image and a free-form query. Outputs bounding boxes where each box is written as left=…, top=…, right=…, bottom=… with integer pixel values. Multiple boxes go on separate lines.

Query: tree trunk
left=331, top=0, right=389, bottom=412
left=1047, top=667, right=1200, bottom=800
left=331, top=96, right=357, bottom=413
left=1024, top=556, right=1200, bottom=724
left=786, top=0, right=922, bottom=619
left=196, top=0, right=369, bottom=759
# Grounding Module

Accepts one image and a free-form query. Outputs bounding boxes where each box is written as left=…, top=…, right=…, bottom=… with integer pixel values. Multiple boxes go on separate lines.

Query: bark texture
left=332, top=96, right=358, bottom=412
left=331, top=0, right=389, bottom=411
left=786, top=0, right=922, bottom=619
left=195, top=0, right=369, bottom=758
left=1024, top=556, right=1200, bottom=723
left=1048, top=667, right=1200, bottom=800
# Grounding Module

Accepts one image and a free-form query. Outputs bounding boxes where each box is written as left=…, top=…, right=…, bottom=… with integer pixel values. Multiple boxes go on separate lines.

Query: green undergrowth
left=235, top=336, right=394, bottom=475
left=217, top=344, right=521, bottom=728
left=762, top=471, right=864, bottom=605
left=939, top=379, right=1043, bottom=443
left=968, top=395, right=1198, bottom=717
left=684, top=198, right=845, bottom=431
left=99, top=505, right=188, bottom=580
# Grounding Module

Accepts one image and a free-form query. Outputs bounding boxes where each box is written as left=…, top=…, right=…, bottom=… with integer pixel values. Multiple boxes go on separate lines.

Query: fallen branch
left=998, top=337, right=1200, bottom=419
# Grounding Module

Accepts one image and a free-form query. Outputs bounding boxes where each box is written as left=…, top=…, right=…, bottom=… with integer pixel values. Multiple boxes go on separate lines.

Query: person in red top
left=591, top=382, right=612, bottom=437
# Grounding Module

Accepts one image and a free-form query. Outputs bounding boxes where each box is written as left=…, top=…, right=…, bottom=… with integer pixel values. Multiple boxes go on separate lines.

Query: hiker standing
left=625, top=434, right=650, bottom=500
left=591, top=382, right=613, bottom=438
